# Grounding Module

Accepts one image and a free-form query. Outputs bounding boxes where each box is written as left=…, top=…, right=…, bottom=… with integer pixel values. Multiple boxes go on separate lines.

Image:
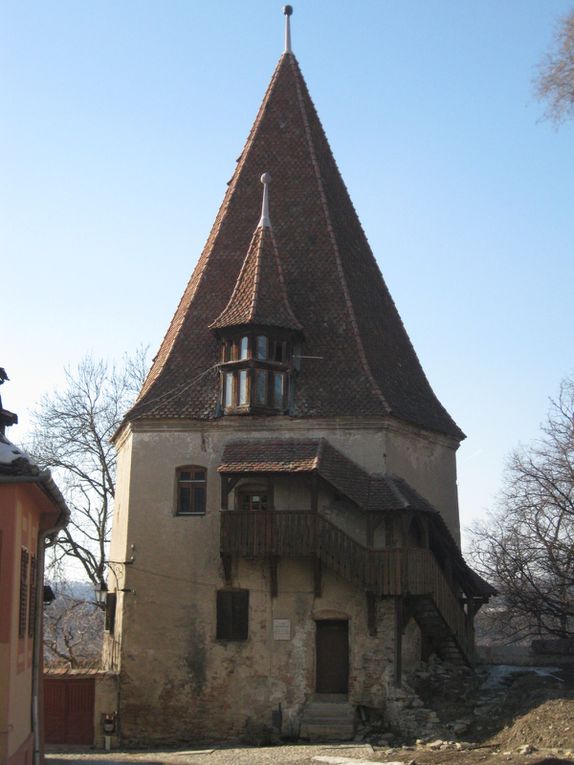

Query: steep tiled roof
left=127, top=51, right=463, bottom=440
left=218, top=438, right=319, bottom=473
left=219, top=438, right=430, bottom=513
left=210, top=225, right=302, bottom=332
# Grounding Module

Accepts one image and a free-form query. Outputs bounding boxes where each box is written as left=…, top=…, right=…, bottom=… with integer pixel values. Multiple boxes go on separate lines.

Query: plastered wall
left=106, top=414, right=458, bottom=743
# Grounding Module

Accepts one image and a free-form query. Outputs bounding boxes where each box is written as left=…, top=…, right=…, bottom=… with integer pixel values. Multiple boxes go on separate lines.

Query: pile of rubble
left=354, top=656, right=574, bottom=748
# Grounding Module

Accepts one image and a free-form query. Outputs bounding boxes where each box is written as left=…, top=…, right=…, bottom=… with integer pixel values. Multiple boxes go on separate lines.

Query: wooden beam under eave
left=313, top=556, right=322, bottom=597
left=220, top=475, right=229, bottom=510
left=366, top=591, right=377, bottom=636
left=311, top=473, right=319, bottom=514
left=222, top=554, right=233, bottom=585
left=394, top=596, right=403, bottom=687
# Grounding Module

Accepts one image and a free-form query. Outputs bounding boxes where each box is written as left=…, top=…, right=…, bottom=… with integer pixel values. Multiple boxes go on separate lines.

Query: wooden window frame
left=238, top=489, right=269, bottom=512
left=175, top=466, right=207, bottom=516
left=216, top=589, right=249, bottom=641
left=219, top=332, right=292, bottom=414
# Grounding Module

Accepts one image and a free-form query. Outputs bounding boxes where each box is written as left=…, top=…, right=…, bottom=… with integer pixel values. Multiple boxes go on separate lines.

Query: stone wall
left=106, top=415, right=459, bottom=745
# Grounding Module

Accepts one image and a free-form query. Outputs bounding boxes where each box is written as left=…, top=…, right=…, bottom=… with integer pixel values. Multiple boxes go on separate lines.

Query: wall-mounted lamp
left=94, top=580, right=135, bottom=606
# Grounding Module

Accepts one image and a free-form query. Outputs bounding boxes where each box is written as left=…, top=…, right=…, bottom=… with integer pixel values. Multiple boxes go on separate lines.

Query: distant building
left=0, top=370, right=69, bottom=765
left=104, top=9, right=494, bottom=744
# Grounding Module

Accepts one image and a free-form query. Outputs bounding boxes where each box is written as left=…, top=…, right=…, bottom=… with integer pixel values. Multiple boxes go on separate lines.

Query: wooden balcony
left=220, top=510, right=474, bottom=661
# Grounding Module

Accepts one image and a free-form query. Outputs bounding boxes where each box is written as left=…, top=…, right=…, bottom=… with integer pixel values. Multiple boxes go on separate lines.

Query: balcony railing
left=220, top=510, right=473, bottom=659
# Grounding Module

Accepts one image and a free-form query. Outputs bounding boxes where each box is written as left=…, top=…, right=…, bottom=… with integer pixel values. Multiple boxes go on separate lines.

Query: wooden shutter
left=28, top=555, right=37, bottom=638
left=105, top=592, right=117, bottom=633
left=232, top=590, right=248, bottom=640
left=19, top=548, right=29, bottom=638
left=216, top=590, right=249, bottom=640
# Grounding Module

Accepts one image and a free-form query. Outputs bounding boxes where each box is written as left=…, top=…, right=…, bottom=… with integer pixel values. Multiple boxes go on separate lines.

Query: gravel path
left=46, top=743, right=381, bottom=765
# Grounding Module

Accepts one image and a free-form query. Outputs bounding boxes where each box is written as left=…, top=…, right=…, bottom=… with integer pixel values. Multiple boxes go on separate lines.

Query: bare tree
left=28, top=348, right=148, bottom=588
left=536, top=8, right=574, bottom=124
left=470, top=376, right=574, bottom=641
left=43, top=583, right=104, bottom=669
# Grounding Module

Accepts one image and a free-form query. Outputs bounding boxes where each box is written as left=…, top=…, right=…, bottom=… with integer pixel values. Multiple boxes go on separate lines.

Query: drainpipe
left=3, top=472, right=70, bottom=765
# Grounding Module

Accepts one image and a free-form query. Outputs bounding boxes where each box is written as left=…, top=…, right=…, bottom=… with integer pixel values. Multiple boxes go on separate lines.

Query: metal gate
left=44, top=677, right=95, bottom=745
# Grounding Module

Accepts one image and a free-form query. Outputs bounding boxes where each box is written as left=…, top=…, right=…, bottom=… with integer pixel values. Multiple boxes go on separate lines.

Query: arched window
left=175, top=466, right=207, bottom=516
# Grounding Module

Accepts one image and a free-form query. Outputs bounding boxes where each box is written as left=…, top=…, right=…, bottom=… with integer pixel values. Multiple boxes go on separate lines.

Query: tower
left=105, top=8, right=493, bottom=744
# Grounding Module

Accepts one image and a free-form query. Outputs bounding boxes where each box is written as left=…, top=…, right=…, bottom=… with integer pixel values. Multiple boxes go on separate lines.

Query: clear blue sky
left=2, top=1, right=573, bottom=545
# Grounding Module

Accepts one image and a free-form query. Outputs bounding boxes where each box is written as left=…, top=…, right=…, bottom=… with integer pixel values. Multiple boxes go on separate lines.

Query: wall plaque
left=273, top=618, right=291, bottom=640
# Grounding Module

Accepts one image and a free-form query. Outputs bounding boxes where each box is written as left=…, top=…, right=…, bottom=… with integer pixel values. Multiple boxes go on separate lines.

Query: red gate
left=44, top=677, right=95, bottom=745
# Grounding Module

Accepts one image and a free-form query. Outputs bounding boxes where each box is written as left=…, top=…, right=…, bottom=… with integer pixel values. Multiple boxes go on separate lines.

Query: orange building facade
left=0, top=372, right=69, bottom=765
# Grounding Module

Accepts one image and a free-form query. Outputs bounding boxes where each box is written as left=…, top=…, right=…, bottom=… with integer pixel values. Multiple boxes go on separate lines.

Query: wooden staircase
left=408, top=596, right=468, bottom=665
left=221, top=510, right=475, bottom=665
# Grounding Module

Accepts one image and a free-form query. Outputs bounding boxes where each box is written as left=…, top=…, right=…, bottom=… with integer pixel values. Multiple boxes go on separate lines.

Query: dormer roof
left=210, top=186, right=302, bottom=333
left=127, top=46, right=463, bottom=441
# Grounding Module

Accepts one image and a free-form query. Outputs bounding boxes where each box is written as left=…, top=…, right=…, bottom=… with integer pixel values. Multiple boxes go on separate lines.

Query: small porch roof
left=218, top=437, right=496, bottom=599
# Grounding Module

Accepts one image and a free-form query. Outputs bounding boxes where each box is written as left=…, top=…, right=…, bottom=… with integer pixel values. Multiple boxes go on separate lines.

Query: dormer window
left=255, top=335, right=268, bottom=360
left=218, top=330, right=294, bottom=415
left=209, top=175, right=303, bottom=416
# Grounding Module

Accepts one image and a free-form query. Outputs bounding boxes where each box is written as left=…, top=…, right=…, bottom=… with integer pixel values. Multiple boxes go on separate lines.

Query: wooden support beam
left=270, top=557, right=278, bottom=598
left=311, top=473, right=319, bottom=514
left=394, top=596, right=403, bottom=687
left=313, top=556, right=322, bottom=597
left=367, top=514, right=375, bottom=547
left=220, top=475, right=229, bottom=510
left=366, top=591, right=377, bottom=636
left=221, top=554, right=233, bottom=585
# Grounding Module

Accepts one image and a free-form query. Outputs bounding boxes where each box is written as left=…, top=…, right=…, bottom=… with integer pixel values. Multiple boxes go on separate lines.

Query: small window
left=273, top=372, right=285, bottom=409
left=239, top=370, right=249, bottom=405
left=255, top=335, right=268, bottom=360
left=255, top=369, right=267, bottom=405
left=216, top=589, right=249, bottom=641
left=273, top=340, right=287, bottom=363
left=239, top=491, right=268, bottom=511
left=224, top=372, right=234, bottom=408
left=19, top=548, right=29, bottom=639
left=176, top=467, right=207, bottom=515
left=240, top=336, right=249, bottom=360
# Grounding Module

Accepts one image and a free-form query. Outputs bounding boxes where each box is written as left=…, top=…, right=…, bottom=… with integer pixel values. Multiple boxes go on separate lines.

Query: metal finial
left=283, top=5, right=293, bottom=54
left=259, top=173, right=272, bottom=228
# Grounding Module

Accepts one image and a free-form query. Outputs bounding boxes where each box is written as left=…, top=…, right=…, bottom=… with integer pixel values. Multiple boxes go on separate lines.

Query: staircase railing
left=220, top=510, right=473, bottom=660
left=404, top=548, right=474, bottom=659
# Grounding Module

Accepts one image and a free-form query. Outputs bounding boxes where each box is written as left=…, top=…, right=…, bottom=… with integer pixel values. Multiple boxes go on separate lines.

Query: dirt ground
left=46, top=663, right=574, bottom=765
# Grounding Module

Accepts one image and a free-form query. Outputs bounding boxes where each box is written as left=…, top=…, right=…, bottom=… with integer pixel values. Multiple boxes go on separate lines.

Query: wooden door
left=44, top=677, right=94, bottom=744
left=315, top=619, right=349, bottom=694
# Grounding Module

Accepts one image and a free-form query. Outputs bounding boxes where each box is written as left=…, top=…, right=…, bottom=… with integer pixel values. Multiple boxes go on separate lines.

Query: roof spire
left=259, top=172, right=272, bottom=228
left=283, top=5, right=293, bottom=54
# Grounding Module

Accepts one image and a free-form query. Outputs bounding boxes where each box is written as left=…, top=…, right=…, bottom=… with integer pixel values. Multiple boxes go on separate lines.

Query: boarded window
left=105, top=592, right=117, bottom=633
left=19, top=548, right=29, bottom=639
left=216, top=589, right=249, bottom=641
left=176, top=467, right=207, bottom=515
